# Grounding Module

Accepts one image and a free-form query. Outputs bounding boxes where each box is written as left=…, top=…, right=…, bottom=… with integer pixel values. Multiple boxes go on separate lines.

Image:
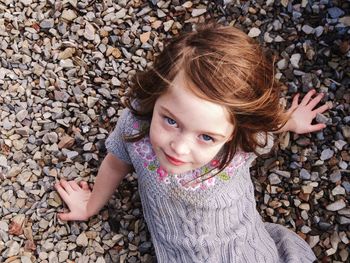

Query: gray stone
left=320, top=148, right=334, bottom=160
left=302, top=25, right=314, bottom=34
left=328, top=7, right=345, bottom=19
left=316, top=113, right=329, bottom=124
left=326, top=199, right=346, bottom=211
left=299, top=168, right=311, bottom=180
left=334, top=140, right=347, bottom=150
left=329, top=170, right=341, bottom=183
left=268, top=173, right=281, bottom=185
left=40, top=19, right=55, bottom=29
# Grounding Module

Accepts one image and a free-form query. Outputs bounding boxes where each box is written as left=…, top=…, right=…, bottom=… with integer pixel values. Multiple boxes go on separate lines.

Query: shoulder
left=118, top=108, right=150, bottom=136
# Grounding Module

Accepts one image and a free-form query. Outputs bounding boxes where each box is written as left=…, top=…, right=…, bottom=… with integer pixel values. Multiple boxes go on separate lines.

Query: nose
left=170, top=136, right=190, bottom=156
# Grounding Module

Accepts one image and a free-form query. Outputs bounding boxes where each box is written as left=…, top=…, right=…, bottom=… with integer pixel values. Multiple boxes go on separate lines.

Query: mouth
left=164, top=152, right=186, bottom=166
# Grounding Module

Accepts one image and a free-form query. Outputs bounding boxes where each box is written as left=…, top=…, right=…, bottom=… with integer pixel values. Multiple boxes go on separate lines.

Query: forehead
left=156, top=72, right=233, bottom=137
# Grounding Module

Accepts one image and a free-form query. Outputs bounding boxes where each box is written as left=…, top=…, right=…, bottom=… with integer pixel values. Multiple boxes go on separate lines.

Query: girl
left=55, top=24, right=329, bottom=262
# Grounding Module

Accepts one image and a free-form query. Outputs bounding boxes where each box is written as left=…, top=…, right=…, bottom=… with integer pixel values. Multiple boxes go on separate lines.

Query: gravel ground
left=0, top=0, right=349, bottom=262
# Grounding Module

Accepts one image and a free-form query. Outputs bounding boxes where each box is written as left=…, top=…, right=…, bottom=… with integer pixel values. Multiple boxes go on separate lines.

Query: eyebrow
left=159, top=106, right=227, bottom=139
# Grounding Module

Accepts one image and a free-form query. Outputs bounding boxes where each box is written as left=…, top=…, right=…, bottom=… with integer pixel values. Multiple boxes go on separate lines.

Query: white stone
left=77, top=232, right=88, bottom=246
left=290, top=53, right=301, bottom=68
left=20, top=0, right=32, bottom=6
left=163, top=20, right=174, bottom=32
left=61, top=9, right=77, bottom=21
left=277, top=58, right=288, bottom=70
left=308, top=235, right=319, bottom=248
left=3, top=241, right=20, bottom=257
left=191, top=8, right=207, bottom=17
left=326, top=199, right=346, bottom=211
left=248, top=27, right=261, bottom=38
left=114, top=8, right=127, bottom=20
left=111, top=77, right=121, bottom=86
left=16, top=109, right=28, bottom=122
left=84, top=22, right=95, bottom=41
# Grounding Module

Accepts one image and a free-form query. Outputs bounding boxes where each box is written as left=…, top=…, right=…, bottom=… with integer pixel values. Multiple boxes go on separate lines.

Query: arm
left=276, top=89, right=330, bottom=134
left=87, top=153, right=132, bottom=216
left=55, top=153, right=132, bottom=221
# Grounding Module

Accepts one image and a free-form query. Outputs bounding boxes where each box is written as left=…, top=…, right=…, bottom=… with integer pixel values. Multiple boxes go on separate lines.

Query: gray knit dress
left=106, top=108, right=316, bottom=263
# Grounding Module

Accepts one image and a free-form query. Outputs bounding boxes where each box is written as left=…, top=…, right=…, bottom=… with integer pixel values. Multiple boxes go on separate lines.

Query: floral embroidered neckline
left=133, top=136, right=249, bottom=191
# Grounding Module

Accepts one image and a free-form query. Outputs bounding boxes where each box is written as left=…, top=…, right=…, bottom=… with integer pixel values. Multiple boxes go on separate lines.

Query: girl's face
left=149, top=71, right=234, bottom=174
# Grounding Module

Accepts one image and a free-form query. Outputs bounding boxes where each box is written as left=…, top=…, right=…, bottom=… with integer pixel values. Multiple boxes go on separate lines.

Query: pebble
left=320, top=148, right=334, bottom=160
left=191, top=9, right=207, bottom=17
left=299, top=169, right=311, bottom=180
left=315, top=113, right=329, bottom=124
left=326, top=199, right=346, bottom=211
left=248, top=27, right=261, bottom=38
left=329, top=170, right=341, bottom=183
left=77, top=232, right=88, bottom=247
left=84, top=22, right=95, bottom=41
left=40, top=19, right=55, bottom=29
left=3, top=241, right=20, bottom=257
left=268, top=173, right=281, bottom=185
left=334, top=140, right=347, bottom=150
left=61, top=9, right=77, bottom=21
left=277, top=59, right=288, bottom=70
left=0, top=1, right=347, bottom=262
left=308, top=235, right=320, bottom=248
left=163, top=20, right=174, bottom=32
left=290, top=53, right=301, bottom=68
left=302, top=25, right=314, bottom=34
left=20, top=0, right=32, bottom=6
left=327, top=7, right=345, bottom=19
left=332, top=185, right=345, bottom=196
left=339, top=16, right=350, bottom=26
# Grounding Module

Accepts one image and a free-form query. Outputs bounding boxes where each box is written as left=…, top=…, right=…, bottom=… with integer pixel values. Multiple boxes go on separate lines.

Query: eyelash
left=163, top=116, right=215, bottom=143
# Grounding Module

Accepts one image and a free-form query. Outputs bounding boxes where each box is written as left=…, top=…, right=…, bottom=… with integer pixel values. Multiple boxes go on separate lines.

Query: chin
left=160, top=162, right=192, bottom=175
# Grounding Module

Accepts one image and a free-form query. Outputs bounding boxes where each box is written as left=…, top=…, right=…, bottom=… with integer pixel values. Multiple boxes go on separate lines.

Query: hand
left=55, top=179, right=92, bottom=221
left=286, top=89, right=330, bottom=134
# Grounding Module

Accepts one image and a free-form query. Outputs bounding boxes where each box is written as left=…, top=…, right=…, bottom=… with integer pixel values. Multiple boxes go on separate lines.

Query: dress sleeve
left=105, top=108, right=132, bottom=164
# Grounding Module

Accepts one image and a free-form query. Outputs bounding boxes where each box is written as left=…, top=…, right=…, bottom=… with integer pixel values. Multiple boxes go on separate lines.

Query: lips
left=164, top=153, right=185, bottom=166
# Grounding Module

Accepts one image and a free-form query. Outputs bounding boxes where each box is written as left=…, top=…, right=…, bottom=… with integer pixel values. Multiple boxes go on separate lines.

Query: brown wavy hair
left=124, top=23, right=288, bottom=172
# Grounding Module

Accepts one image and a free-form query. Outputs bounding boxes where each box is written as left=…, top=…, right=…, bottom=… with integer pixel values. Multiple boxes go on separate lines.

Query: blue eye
left=165, top=117, right=177, bottom=126
left=201, top=134, right=214, bottom=142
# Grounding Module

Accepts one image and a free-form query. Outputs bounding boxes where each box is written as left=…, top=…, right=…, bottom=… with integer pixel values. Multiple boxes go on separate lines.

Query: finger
left=300, top=89, right=316, bottom=106
left=79, top=181, right=90, bottom=191
left=55, top=182, right=70, bottom=200
left=307, top=93, right=324, bottom=109
left=308, top=123, right=326, bottom=133
left=59, top=179, right=74, bottom=193
left=58, top=212, right=74, bottom=221
left=291, top=93, right=300, bottom=109
left=68, top=181, right=80, bottom=191
left=313, top=104, right=330, bottom=115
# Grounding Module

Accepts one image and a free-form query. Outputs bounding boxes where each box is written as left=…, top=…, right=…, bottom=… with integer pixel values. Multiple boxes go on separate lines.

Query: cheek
left=194, top=145, right=224, bottom=164
left=150, top=118, right=167, bottom=148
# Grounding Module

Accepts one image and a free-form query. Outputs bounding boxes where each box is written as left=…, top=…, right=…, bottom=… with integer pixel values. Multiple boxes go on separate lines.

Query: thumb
left=308, top=124, right=326, bottom=133
left=58, top=212, right=74, bottom=221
